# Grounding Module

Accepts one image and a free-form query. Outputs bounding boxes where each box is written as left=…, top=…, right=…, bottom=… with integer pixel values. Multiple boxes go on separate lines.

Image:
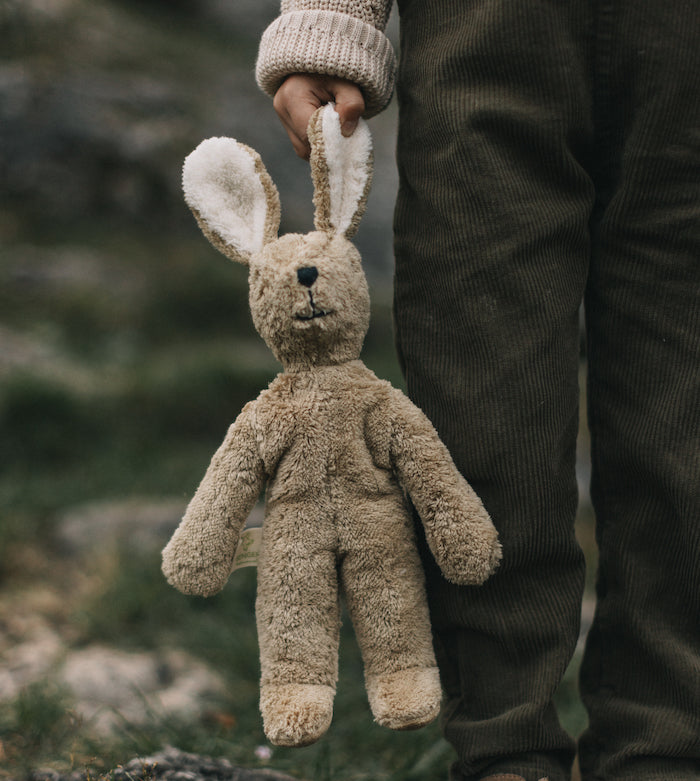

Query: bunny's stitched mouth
left=295, top=292, right=332, bottom=321
left=295, top=307, right=331, bottom=321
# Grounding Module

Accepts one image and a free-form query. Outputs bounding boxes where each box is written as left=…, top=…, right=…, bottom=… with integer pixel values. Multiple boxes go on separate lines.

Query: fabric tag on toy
left=232, top=526, right=262, bottom=570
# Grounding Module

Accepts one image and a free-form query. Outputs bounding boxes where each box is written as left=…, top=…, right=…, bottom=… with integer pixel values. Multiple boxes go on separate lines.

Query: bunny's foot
left=260, top=683, right=335, bottom=747
left=367, top=667, right=442, bottom=730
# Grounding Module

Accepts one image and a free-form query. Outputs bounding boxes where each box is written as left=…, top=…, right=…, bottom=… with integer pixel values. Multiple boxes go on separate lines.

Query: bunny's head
left=182, top=106, right=374, bottom=371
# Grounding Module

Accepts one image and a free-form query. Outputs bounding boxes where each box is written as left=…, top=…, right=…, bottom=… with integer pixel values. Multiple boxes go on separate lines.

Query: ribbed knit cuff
left=256, top=10, right=396, bottom=117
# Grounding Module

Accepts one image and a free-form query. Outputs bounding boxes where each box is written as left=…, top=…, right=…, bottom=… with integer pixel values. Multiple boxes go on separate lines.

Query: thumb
left=332, top=82, right=365, bottom=137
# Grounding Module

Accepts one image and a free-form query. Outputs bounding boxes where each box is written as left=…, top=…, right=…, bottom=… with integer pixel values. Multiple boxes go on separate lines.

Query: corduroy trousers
left=392, top=1, right=700, bottom=780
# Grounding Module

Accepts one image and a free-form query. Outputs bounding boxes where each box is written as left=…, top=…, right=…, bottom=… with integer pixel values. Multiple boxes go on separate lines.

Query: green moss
left=0, top=682, right=81, bottom=774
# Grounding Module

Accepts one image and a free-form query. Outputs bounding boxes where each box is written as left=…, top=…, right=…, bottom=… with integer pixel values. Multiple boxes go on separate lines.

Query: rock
left=30, top=746, right=300, bottom=781
left=0, top=1, right=261, bottom=223
left=0, top=64, right=197, bottom=222
left=58, top=646, right=225, bottom=736
left=56, top=498, right=264, bottom=556
left=0, top=621, right=66, bottom=700
left=56, top=497, right=187, bottom=556
left=0, top=617, right=228, bottom=738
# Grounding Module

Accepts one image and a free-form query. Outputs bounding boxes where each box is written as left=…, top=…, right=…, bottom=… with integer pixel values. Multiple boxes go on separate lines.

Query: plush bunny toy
left=162, top=105, right=502, bottom=748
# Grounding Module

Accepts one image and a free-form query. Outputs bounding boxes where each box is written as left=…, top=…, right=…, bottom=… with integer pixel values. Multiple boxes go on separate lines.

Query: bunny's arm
left=387, top=390, right=502, bottom=586
left=162, top=402, right=265, bottom=597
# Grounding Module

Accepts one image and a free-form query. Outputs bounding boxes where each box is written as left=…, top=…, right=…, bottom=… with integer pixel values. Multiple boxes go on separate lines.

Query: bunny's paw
left=161, top=541, right=233, bottom=597
left=260, top=683, right=335, bottom=747
left=367, top=667, right=442, bottom=731
left=427, top=508, right=503, bottom=586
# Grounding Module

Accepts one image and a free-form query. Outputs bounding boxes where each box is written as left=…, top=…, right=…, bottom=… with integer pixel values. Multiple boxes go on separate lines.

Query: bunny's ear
left=309, top=104, right=373, bottom=239
left=182, top=138, right=281, bottom=265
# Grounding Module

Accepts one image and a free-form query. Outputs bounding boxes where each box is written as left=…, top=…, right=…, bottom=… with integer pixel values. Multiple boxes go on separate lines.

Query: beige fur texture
left=162, top=105, right=502, bottom=747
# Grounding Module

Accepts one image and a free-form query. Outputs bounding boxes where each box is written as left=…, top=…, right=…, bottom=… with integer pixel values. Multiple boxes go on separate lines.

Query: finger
left=287, top=127, right=312, bottom=160
left=276, top=111, right=311, bottom=160
left=273, top=76, right=323, bottom=159
left=330, top=81, right=366, bottom=137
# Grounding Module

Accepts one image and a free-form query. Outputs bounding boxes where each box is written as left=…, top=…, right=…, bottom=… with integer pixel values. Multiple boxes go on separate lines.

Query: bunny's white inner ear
left=183, top=138, right=279, bottom=264
left=319, top=104, right=373, bottom=237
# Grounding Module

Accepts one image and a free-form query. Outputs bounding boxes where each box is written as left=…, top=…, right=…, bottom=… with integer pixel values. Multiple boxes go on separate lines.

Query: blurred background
left=0, top=1, right=594, bottom=779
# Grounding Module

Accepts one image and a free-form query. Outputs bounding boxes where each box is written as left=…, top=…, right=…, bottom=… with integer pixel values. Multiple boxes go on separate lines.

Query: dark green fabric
left=392, top=1, right=700, bottom=780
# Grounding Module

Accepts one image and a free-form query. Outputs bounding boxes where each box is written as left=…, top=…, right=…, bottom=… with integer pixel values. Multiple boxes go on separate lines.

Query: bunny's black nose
left=297, top=266, right=318, bottom=287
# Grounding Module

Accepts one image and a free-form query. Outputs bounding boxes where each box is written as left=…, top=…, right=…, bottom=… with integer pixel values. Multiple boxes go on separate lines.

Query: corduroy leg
left=578, top=1, right=700, bottom=778
left=394, top=0, right=700, bottom=779
left=393, top=1, right=592, bottom=779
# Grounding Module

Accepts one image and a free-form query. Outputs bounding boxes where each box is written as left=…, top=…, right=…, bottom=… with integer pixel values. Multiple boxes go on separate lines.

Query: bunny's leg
left=340, top=495, right=442, bottom=730
left=256, top=501, right=340, bottom=747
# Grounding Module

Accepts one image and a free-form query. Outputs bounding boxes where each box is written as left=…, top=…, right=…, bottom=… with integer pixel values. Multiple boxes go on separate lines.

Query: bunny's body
left=249, top=361, right=442, bottom=744
left=162, top=106, right=502, bottom=747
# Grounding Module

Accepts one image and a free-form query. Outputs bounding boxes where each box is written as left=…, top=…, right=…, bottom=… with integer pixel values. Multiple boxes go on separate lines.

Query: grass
left=0, top=547, right=457, bottom=780
left=66, top=552, right=457, bottom=781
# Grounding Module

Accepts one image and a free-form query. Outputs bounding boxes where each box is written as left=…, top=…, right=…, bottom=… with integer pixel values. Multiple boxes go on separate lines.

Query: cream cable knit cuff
left=256, top=11, right=396, bottom=117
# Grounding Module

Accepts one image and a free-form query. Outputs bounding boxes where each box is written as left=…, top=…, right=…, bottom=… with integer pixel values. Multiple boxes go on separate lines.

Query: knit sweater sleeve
left=256, top=0, right=396, bottom=117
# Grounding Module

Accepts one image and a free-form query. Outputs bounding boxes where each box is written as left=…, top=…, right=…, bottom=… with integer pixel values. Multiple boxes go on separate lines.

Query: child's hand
left=273, top=74, right=365, bottom=159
